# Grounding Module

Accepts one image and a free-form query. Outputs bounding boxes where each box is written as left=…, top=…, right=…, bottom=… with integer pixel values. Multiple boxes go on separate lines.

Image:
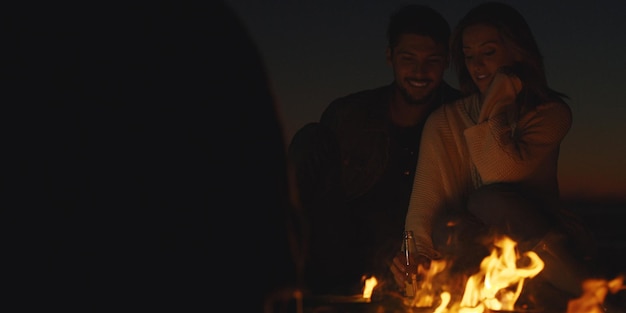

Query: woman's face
left=462, top=24, right=519, bottom=95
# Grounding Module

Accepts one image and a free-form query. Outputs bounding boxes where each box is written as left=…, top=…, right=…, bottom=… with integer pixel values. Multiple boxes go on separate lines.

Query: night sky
left=225, top=0, right=626, bottom=202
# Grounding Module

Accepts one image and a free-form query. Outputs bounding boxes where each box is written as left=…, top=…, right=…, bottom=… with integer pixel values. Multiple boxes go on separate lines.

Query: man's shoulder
left=321, top=85, right=392, bottom=122
left=331, top=84, right=392, bottom=107
left=440, top=82, right=463, bottom=104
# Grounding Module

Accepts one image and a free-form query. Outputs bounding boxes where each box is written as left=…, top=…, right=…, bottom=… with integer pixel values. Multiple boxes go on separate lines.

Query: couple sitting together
left=289, top=1, right=596, bottom=310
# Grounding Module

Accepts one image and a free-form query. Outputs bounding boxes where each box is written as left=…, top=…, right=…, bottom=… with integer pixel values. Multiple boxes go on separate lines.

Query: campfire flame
left=408, top=259, right=448, bottom=308
left=455, top=235, right=544, bottom=312
left=362, top=276, right=378, bottom=300
left=400, top=235, right=545, bottom=313
left=361, top=235, right=624, bottom=313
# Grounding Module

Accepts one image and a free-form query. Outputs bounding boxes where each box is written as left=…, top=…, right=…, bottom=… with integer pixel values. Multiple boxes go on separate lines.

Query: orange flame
left=454, top=235, right=544, bottom=312
left=408, top=259, right=448, bottom=308
left=362, top=276, right=378, bottom=300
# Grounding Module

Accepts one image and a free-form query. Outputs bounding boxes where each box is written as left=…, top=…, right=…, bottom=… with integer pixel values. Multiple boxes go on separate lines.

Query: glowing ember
left=362, top=276, right=378, bottom=300
left=567, top=275, right=625, bottom=313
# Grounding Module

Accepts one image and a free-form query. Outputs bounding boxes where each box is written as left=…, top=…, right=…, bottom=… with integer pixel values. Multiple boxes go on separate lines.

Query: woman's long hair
left=450, top=2, right=568, bottom=107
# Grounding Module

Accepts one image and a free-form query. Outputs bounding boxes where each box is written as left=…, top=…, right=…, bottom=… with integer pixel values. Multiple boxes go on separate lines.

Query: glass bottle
left=402, top=230, right=419, bottom=298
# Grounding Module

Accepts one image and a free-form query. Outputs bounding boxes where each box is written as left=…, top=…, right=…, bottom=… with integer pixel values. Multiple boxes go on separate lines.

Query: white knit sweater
left=404, top=73, right=572, bottom=259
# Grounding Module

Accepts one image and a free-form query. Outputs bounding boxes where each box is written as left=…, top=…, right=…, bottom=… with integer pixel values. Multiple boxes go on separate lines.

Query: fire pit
left=277, top=235, right=625, bottom=313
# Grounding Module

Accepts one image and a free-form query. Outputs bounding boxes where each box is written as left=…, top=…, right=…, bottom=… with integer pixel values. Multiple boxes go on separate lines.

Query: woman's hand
left=478, top=67, right=523, bottom=124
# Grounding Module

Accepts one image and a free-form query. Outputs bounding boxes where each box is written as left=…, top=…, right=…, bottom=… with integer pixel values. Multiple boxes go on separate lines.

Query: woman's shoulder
left=525, top=98, right=573, bottom=131
left=536, top=98, right=572, bottom=118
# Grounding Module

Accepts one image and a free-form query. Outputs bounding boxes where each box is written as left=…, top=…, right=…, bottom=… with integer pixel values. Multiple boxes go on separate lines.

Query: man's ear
left=385, top=47, right=392, bottom=66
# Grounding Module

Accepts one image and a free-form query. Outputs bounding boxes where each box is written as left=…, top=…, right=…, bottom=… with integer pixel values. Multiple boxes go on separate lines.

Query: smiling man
left=288, top=4, right=461, bottom=296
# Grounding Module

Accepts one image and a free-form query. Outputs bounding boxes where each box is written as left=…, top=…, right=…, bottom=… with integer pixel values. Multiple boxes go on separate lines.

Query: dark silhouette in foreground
left=6, top=2, right=303, bottom=312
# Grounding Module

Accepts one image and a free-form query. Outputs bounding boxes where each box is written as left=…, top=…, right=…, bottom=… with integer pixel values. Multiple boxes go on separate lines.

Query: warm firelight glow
left=434, top=291, right=451, bottom=313
left=408, top=259, right=448, bottom=308
left=395, top=235, right=545, bottom=312
left=455, top=235, right=544, bottom=313
left=353, top=235, right=623, bottom=313
left=567, top=275, right=625, bottom=313
left=362, top=276, right=378, bottom=300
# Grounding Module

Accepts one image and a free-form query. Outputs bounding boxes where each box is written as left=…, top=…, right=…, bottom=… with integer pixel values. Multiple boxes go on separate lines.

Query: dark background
left=226, top=0, right=626, bottom=202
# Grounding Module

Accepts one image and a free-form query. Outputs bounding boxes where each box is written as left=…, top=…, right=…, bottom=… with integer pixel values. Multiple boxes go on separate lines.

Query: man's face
left=387, top=34, right=448, bottom=105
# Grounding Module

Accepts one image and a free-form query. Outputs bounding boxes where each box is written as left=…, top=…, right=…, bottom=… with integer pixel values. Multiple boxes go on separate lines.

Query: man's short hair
left=387, top=4, right=451, bottom=51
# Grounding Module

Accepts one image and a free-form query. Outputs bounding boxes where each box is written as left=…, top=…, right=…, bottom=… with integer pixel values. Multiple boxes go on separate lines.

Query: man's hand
left=390, top=251, right=431, bottom=289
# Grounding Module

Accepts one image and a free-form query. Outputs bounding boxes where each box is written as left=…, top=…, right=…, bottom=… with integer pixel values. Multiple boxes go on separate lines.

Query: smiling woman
left=460, top=23, right=522, bottom=96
